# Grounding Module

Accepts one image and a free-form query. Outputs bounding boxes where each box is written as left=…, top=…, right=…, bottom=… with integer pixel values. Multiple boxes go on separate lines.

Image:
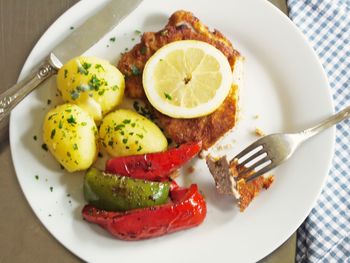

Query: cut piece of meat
left=206, top=156, right=274, bottom=211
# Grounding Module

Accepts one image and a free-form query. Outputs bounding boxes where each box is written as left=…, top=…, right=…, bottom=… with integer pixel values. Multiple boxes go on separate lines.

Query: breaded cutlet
left=117, top=10, right=242, bottom=150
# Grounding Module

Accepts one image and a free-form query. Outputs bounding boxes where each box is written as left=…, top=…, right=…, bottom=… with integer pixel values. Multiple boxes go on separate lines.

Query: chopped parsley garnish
left=164, top=93, right=172, bottom=100
left=33, top=135, right=37, bottom=141
left=109, top=37, right=116, bottom=42
left=122, top=138, right=128, bottom=144
left=48, top=113, right=57, bottom=120
left=65, top=109, right=72, bottom=113
left=112, top=85, right=119, bottom=91
left=41, top=143, right=48, bottom=151
left=137, top=145, right=143, bottom=152
left=70, top=90, right=80, bottom=100
left=135, top=30, right=142, bottom=35
left=50, top=129, right=56, bottom=139
left=47, top=99, right=51, bottom=105
left=70, top=26, right=74, bottom=30
left=98, top=90, right=105, bottom=96
left=131, top=123, right=136, bottom=128
left=35, top=175, right=39, bottom=180
left=73, top=143, right=78, bottom=150
left=141, top=46, right=147, bottom=55
left=136, top=133, right=143, bottom=139
left=131, top=37, right=135, bottom=41
left=108, top=140, right=114, bottom=147
left=131, top=65, right=141, bottom=76
left=64, top=69, right=68, bottom=78
left=60, top=164, right=65, bottom=170
left=67, top=152, right=71, bottom=157
left=82, top=62, right=91, bottom=70
left=123, top=119, right=131, bottom=124
left=67, top=115, right=76, bottom=125
left=124, top=47, right=129, bottom=52
left=95, top=64, right=104, bottom=71
left=58, top=120, right=63, bottom=129
left=115, top=124, right=125, bottom=131
left=89, top=74, right=102, bottom=91
left=160, top=30, right=168, bottom=36
left=50, top=186, right=53, bottom=192
left=77, top=66, right=88, bottom=75
left=81, top=122, right=87, bottom=126
left=133, top=101, right=140, bottom=111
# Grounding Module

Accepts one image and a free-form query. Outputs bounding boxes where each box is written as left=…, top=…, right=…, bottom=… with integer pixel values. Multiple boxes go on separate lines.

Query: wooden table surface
left=0, top=0, right=295, bottom=262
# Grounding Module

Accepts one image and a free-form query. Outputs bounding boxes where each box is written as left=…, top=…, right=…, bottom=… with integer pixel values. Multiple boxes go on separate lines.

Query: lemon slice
left=142, top=40, right=232, bottom=118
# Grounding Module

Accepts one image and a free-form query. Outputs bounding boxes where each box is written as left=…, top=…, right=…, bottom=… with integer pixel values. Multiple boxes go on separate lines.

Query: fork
left=233, top=105, right=350, bottom=182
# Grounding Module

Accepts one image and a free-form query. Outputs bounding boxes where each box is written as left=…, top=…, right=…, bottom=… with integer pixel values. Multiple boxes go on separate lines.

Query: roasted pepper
left=84, top=168, right=170, bottom=211
left=105, top=141, right=202, bottom=181
left=82, top=184, right=206, bottom=240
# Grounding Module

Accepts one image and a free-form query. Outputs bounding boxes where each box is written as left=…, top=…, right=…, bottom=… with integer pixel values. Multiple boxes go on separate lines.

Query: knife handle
left=0, top=53, right=60, bottom=125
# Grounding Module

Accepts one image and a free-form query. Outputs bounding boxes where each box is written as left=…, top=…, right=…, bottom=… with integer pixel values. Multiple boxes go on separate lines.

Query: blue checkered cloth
left=287, top=0, right=350, bottom=262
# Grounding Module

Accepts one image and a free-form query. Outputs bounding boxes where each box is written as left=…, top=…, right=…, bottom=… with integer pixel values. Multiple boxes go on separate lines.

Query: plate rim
left=9, top=0, right=335, bottom=262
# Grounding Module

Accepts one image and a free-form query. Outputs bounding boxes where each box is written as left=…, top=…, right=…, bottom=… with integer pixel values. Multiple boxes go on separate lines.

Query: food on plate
left=82, top=184, right=206, bottom=240
left=206, top=156, right=274, bottom=211
left=43, top=103, right=98, bottom=172
left=57, top=56, right=125, bottom=122
left=84, top=168, right=170, bottom=211
left=105, top=141, right=202, bottom=181
left=99, top=109, right=167, bottom=157
left=142, top=40, right=232, bottom=118
left=118, top=10, right=242, bottom=150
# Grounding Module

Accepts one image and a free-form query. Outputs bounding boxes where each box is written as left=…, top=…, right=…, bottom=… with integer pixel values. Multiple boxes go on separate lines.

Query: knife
left=0, top=0, right=142, bottom=124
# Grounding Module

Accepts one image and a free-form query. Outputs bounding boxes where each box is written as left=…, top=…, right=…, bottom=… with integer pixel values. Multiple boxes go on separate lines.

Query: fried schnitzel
left=118, top=10, right=242, bottom=150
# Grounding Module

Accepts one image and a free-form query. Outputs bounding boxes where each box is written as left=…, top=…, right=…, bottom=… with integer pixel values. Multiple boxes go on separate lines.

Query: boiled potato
left=43, top=104, right=98, bottom=172
left=57, top=56, right=125, bottom=122
left=99, top=109, right=167, bottom=157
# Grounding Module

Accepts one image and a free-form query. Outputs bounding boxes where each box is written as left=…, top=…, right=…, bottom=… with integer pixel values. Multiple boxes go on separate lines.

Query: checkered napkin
left=287, top=0, right=350, bottom=262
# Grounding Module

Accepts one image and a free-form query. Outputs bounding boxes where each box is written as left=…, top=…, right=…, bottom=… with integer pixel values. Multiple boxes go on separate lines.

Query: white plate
left=10, top=0, right=334, bottom=262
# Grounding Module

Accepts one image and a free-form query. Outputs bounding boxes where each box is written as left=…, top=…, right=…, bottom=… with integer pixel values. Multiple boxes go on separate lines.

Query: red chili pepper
left=82, top=184, right=206, bottom=240
left=105, top=141, right=202, bottom=181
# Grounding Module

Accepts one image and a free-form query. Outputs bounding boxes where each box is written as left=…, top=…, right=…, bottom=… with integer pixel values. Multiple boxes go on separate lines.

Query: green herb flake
left=81, top=122, right=87, bottom=126
left=115, top=124, right=125, bottom=131
left=89, top=74, right=102, bottom=91
left=60, top=164, right=65, bottom=170
left=95, top=64, right=105, bottom=71
left=67, top=115, right=76, bottom=125
left=66, top=193, right=71, bottom=197
left=131, top=37, right=135, bottom=41
left=112, top=85, right=119, bottom=91
left=109, top=37, right=116, bottom=42
left=160, top=30, right=168, bottom=36
left=58, top=120, right=63, bottom=129
left=124, top=47, right=129, bottom=52
left=122, top=138, right=128, bottom=144
left=64, top=69, right=68, bottom=78
left=98, top=89, right=105, bottom=96
left=65, top=109, right=72, bottom=113
left=77, top=66, right=88, bottom=75
left=70, top=26, right=74, bottom=30
left=141, top=46, right=147, bottom=55
left=67, top=152, right=71, bottom=157
left=73, top=143, right=78, bottom=150
left=164, top=93, right=172, bottom=100
left=137, top=145, right=143, bottom=152
left=136, top=133, right=144, bottom=139
left=50, top=129, right=56, bottom=139
left=50, top=186, right=53, bottom=192
left=35, top=175, right=39, bottom=180
left=131, top=123, right=136, bottom=128
left=131, top=65, right=141, bottom=76
left=135, top=30, right=142, bottom=35
left=47, top=99, right=51, bottom=105
left=82, top=62, right=91, bottom=70
left=123, top=119, right=131, bottom=124
left=41, top=143, right=48, bottom=151
left=108, top=140, right=114, bottom=147
left=48, top=113, right=57, bottom=120
left=70, top=90, right=80, bottom=100
left=33, top=135, right=37, bottom=141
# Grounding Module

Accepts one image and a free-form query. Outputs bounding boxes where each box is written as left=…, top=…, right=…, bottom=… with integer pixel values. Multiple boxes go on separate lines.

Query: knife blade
left=51, top=0, right=143, bottom=67
left=0, top=0, right=143, bottom=124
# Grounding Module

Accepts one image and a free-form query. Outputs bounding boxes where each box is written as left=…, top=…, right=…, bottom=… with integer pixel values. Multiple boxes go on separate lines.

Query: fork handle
left=300, top=105, right=350, bottom=139
left=0, top=53, right=60, bottom=125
